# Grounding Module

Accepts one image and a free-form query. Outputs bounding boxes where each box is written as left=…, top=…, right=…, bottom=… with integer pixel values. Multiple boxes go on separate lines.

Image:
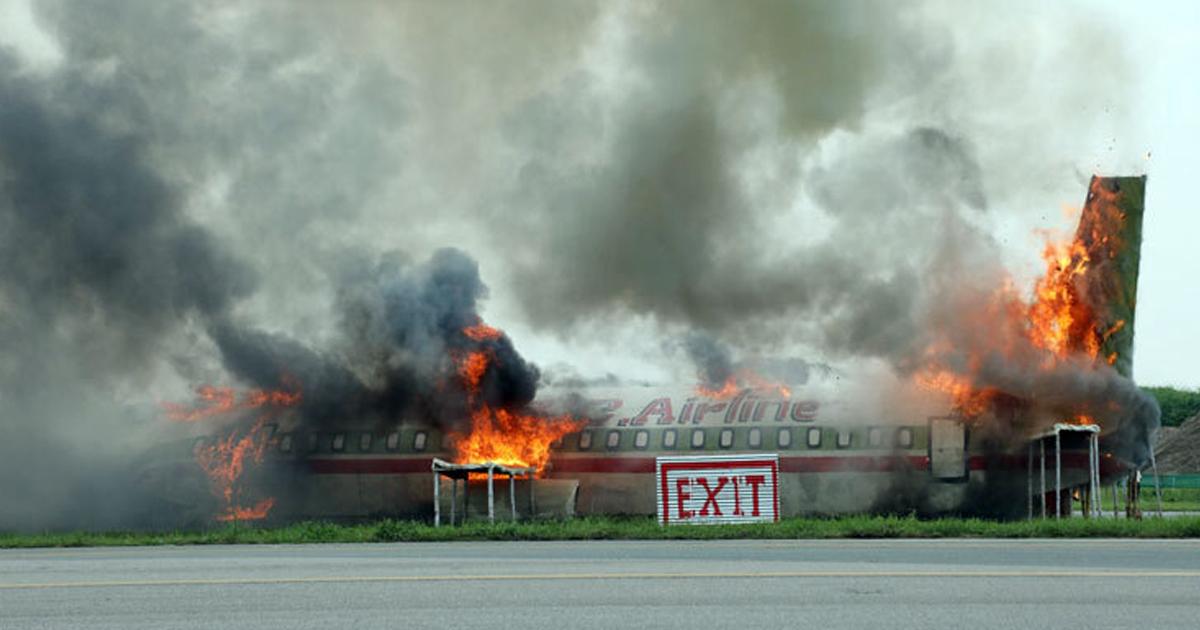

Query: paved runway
left=2, top=539, right=1199, bottom=629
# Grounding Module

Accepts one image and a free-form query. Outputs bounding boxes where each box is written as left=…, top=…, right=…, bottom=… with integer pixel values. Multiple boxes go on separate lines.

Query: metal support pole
left=1055, top=431, right=1062, bottom=520
left=1093, top=434, right=1103, bottom=517
left=509, top=472, right=517, bottom=522
left=1150, top=449, right=1164, bottom=518
left=528, top=471, right=536, bottom=520
left=1112, top=482, right=1119, bottom=519
left=1027, top=442, right=1033, bottom=520
left=487, top=466, right=495, bottom=525
left=1039, top=439, right=1046, bottom=518
left=464, top=476, right=470, bottom=523
left=450, top=477, right=457, bottom=526
left=433, top=471, right=441, bottom=527
left=1089, top=432, right=1099, bottom=516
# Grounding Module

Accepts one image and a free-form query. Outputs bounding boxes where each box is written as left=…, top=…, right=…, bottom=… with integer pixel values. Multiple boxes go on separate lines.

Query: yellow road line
left=3, top=570, right=1200, bottom=590
left=7, top=538, right=1200, bottom=559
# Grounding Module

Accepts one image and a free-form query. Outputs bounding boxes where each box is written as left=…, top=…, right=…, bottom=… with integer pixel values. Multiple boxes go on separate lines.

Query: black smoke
left=681, top=332, right=734, bottom=391
left=0, top=49, right=255, bottom=530
left=213, top=248, right=540, bottom=431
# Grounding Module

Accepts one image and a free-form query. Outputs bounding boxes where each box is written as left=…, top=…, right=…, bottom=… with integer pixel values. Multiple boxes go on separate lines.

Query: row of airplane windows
left=274, top=430, right=433, bottom=455
left=259, top=425, right=918, bottom=455
left=573, top=426, right=916, bottom=451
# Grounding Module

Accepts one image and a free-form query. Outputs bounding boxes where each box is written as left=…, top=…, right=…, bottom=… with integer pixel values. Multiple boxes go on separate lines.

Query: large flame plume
left=164, top=380, right=302, bottom=521
left=913, top=178, right=1132, bottom=429
left=448, top=319, right=584, bottom=472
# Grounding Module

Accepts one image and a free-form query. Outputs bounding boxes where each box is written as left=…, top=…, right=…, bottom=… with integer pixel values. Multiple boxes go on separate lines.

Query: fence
left=1142, top=474, right=1200, bottom=490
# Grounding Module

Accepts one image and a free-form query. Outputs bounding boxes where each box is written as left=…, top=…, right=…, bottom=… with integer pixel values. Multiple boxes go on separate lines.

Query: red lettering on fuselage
left=564, top=396, right=819, bottom=427
left=753, top=400, right=788, bottom=422
left=633, top=398, right=674, bottom=426
left=790, top=401, right=818, bottom=422
left=692, top=402, right=727, bottom=424
left=723, top=392, right=748, bottom=423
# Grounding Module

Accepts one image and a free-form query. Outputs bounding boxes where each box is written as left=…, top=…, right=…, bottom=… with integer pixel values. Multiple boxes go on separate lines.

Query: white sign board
left=656, top=454, right=779, bottom=525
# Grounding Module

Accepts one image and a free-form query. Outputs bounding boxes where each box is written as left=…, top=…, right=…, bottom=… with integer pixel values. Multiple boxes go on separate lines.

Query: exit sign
left=656, top=454, right=779, bottom=525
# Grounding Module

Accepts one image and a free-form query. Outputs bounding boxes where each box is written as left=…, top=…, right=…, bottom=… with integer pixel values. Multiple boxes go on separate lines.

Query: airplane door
left=928, top=418, right=968, bottom=482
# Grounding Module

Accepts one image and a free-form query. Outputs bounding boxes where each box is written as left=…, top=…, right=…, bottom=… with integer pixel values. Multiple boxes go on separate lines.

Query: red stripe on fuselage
left=550, top=455, right=930, bottom=474
left=301, top=452, right=1120, bottom=476
left=307, top=458, right=433, bottom=474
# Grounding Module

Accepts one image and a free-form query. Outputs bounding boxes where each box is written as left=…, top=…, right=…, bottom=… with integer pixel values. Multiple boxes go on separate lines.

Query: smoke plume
left=0, top=49, right=255, bottom=529
left=213, top=248, right=540, bottom=430
left=0, top=0, right=1156, bottom=529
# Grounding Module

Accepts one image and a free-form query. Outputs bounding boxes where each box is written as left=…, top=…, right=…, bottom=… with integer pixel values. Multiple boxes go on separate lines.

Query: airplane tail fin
left=1077, top=175, right=1147, bottom=378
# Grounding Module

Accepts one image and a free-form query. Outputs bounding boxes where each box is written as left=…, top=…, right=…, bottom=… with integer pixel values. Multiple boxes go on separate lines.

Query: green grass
left=4, top=515, right=1200, bottom=549
left=1141, top=488, right=1200, bottom=512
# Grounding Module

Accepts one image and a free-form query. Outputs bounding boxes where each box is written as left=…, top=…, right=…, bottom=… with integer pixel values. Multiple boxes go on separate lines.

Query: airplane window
left=606, top=430, right=621, bottom=450
left=279, top=434, right=293, bottom=454
left=662, top=429, right=677, bottom=449
left=385, top=432, right=400, bottom=451
left=897, top=427, right=914, bottom=448
left=836, top=430, right=852, bottom=449
left=807, top=428, right=822, bottom=448
left=748, top=428, right=762, bottom=449
left=719, top=429, right=734, bottom=449
left=440, top=434, right=453, bottom=450
left=868, top=427, right=882, bottom=447
left=413, top=431, right=428, bottom=452
left=307, top=433, right=319, bottom=453
left=264, top=423, right=278, bottom=440
left=777, top=428, right=792, bottom=449
left=634, top=430, right=649, bottom=450
left=691, top=429, right=706, bottom=449
left=359, top=433, right=373, bottom=452
left=579, top=430, right=593, bottom=450
left=332, top=433, right=345, bottom=452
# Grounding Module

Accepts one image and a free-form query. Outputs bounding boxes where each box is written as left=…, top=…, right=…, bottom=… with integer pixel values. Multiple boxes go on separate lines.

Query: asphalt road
left=2, top=539, right=1199, bottom=629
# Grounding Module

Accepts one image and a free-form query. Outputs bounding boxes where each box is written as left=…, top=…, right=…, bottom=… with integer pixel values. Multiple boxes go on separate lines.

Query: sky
left=0, top=0, right=1196, bottom=389
left=1087, top=0, right=1200, bottom=388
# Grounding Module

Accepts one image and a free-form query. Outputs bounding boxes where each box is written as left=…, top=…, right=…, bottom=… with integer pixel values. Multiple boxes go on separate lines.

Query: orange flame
left=449, top=319, right=584, bottom=472
left=914, top=180, right=1127, bottom=422
left=163, top=379, right=302, bottom=422
left=167, top=380, right=300, bottom=521
left=457, top=351, right=490, bottom=391
left=463, top=320, right=503, bottom=341
left=450, top=406, right=584, bottom=471
left=218, top=498, right=277, bottom=522
left=697, top=369, right=792, bottom=399
left=913, top=370, right=998, bottom=418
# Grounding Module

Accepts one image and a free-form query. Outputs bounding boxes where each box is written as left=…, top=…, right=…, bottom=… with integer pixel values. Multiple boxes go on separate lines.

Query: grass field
left=4, top=514, right=1200, bottom=549
left=1146, top=488, right=1200, bottom=512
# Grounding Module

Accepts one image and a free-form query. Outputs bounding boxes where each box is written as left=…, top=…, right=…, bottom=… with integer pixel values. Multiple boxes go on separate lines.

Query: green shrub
left=1145, top=386, right=1200, bottom=427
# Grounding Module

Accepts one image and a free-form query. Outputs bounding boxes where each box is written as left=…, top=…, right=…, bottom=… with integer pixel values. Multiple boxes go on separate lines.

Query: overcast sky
left=1088, top=0, right=1200, bottom=388
left=1, top=0, right=1196, bottom=389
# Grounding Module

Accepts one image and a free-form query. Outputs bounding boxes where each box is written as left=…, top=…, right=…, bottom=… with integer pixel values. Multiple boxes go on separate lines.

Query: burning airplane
left=150, top=175, right=1158, bottom=525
